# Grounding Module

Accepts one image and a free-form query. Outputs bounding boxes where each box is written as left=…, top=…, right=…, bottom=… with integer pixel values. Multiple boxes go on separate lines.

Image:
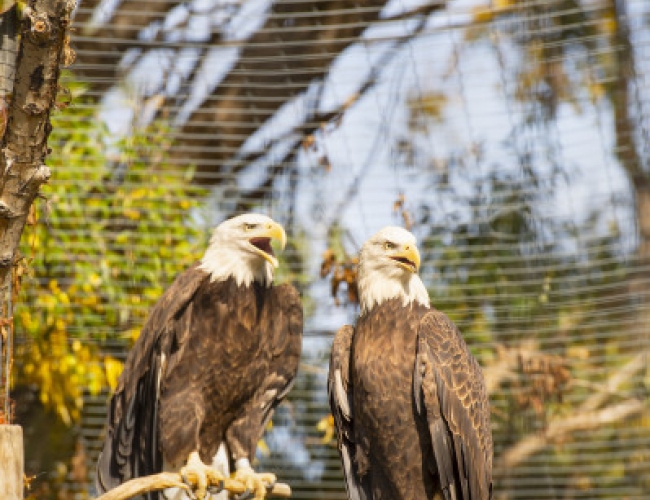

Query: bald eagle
left=328, top=227, right=492, bottom=500
left=96, top=214, right=303, bottom=500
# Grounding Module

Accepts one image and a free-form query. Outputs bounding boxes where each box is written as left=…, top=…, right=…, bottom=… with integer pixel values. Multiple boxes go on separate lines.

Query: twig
left=579, top=351, right=645, bottom=412
left=482, top=342, right=537, bottom=393
left=496, top=398, right=645, bottom=471
left=95, top=472, right=291, bottom=500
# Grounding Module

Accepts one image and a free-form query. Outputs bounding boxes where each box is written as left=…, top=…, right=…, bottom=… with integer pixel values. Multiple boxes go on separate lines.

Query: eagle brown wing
left=95, top=264, right=208, bottom=496
left=223, top=282, right=304, bottom=461
left=328, top=324, right=370, bottom=500
left=413, top=309, right=493, bottom=500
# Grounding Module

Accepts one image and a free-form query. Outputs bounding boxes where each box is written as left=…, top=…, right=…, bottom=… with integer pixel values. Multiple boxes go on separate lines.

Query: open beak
left=249, top=222, right=287, bottom=268
left=390, top=244, right=421, bottom=273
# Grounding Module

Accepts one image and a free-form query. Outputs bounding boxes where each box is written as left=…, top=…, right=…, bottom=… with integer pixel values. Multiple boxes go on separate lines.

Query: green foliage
left=14, top=78, right=208, bottom=425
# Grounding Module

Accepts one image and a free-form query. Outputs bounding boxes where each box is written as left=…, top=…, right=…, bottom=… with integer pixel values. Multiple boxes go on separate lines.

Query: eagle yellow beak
left=250, top=221, right=287, bottom=268
left=266, top=222, right=287, bottom=252
left=390, top=244, right=421, bottom=273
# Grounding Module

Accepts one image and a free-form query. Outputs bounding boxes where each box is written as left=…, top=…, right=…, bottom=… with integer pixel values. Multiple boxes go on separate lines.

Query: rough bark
left=1, top=3, right=18, bottom=98
left=0, top=0, right=76, bottom=286
left=1, top=3, right=18, bottom=143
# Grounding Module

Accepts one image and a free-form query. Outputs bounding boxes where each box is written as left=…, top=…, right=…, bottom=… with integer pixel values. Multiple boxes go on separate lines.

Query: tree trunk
left=608, top=0, right=649, bottom=265
left=0, top=0, right=76, bottom=285
left=0, top=2, right=75, bottom=490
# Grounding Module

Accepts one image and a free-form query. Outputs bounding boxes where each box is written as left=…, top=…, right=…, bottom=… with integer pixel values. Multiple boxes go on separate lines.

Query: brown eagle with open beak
left=96, top=213, right=303, bottom=500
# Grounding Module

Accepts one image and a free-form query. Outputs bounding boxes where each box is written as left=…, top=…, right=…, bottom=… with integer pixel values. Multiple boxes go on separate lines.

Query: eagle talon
left=234, top=467, right=276, bottom=500
left=180, top=451, right=224, bottom=500
left=234, top=488, right=253, bottom=500
left=208, top=479, right=225, bottom=495
left=180, top=473, right=199, bottom=500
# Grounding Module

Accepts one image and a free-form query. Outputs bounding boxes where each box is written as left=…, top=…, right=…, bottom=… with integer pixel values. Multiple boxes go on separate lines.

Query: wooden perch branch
left=95, top=472, right=291, bottom=500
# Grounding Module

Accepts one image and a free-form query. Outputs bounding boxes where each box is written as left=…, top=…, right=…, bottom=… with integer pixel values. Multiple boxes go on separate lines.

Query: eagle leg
left=180, top=451, right=226, bottom=500
left=234, top=459, right=277, bottom=500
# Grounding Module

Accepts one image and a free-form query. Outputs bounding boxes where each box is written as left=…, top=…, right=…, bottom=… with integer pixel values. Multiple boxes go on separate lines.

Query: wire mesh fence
left=8, top=0, right=650, bottom=499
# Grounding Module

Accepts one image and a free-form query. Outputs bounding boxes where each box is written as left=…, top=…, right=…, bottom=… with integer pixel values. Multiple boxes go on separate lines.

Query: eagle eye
left=244, top=223, right=257, bottom=231
left=384, top=241, right=396, bottom=250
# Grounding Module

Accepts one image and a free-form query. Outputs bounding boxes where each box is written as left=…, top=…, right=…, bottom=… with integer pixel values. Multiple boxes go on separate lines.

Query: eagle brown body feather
left=329, top=299, right=492, bottom=500
left=96, top=264, right=303, bottom=499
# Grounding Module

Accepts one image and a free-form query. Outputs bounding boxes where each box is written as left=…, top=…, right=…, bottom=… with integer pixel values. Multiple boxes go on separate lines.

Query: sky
left=91, top=0, right=648, bottom=331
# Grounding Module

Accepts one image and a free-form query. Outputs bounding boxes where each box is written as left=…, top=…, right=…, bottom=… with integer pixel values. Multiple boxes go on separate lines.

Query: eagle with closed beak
left=328, top=226, right=492, bottom=500
left=96, top=213, right=303, bottom=500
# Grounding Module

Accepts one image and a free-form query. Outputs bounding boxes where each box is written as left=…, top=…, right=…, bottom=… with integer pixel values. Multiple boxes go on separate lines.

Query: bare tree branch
left=579, top=351, right=645, bottom=412
left=73, top=0, right=180, bottom=94
left=496, top=399, right=644, bottom=471
left=482, top=342, right=536, bottom=393
left=491, top=348, right=648, bottom=472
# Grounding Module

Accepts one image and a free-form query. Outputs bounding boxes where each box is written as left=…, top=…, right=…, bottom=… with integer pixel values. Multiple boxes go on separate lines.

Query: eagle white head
left=357, top=226, right=430, bottom=315
left=199, top=213, right=287, bottom=287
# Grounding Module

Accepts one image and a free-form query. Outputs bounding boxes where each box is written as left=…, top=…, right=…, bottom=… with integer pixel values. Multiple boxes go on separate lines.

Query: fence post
left=0, top=425, right=23, bottom=499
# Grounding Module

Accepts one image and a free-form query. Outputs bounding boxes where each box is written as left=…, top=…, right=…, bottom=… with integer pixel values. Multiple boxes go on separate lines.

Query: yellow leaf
left=83, top=295, right=98, bottom=306
left=493, top=0, right=514, bottom=10
left=257, top=439, right=270, bottom=457
left=104, top=356, right=124, bottom=391
left=600, top=13, right=617, bottom=36
left=124, top=208, right=141, bottom=220
left=88, top=375, right=102, bottom=396
left=131, top=188, right=147, bottom=199
left=566, top=346, right=589, bottom=360
left=317, top=414, right=335, bottom=444
left=57, top=291, right=70, bottom=305
left=472, top=6, right=493, bottom=23
left=20, top=311, right=32, bottom=330
left=58, top=406, right=71, bottom=426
